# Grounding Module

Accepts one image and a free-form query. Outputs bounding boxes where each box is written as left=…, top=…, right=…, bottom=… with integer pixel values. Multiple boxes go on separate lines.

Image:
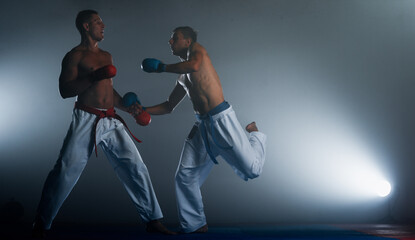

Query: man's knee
left=244, top=163, right=263, bottom=180
left=126, top=158, right=148, bottom=173
left=175, top=167, right=197, bottom=186
left=175, top=169, right=186, bottom=184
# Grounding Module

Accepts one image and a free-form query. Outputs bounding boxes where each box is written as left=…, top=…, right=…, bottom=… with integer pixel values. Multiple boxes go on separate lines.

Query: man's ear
left=185, top=38, right=192, bottom=47
left=83, top=22, right=89, bottom=32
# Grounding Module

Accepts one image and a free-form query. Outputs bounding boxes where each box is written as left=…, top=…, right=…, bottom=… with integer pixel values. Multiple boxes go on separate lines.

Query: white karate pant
left=175, top=105, right=267, bottom=233
left=36, top=108, right=163, bottom=229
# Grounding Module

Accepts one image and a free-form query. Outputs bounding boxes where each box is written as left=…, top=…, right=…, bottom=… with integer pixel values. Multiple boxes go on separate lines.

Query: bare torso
left=61, top=45, right=115, bottom=109
left=177, top=43, right=224, bottom=114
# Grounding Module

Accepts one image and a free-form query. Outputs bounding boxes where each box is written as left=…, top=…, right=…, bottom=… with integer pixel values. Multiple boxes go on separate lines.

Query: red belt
left=74, top=102, right=142, bottom=156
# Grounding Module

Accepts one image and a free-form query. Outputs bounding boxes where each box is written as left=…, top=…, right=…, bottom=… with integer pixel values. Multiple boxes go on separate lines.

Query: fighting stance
left=32, top=10, right=174, bottom=238
left=140, top=26, right=267, bottom=233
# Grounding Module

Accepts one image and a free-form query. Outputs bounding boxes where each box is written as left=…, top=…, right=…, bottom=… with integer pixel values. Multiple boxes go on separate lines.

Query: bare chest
left=78, top=52, right=112, bottom=74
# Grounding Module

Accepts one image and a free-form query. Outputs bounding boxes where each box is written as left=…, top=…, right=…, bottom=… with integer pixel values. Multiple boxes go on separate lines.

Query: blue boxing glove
left=141, top=58, right=166, bottom=73
left=122, top=92, right=141, bottom=107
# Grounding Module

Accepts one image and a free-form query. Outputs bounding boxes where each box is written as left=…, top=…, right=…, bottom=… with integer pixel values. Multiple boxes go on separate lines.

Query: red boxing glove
left=92, top=65, right=117, bottom=81
left=135, top=110, right=151, bottom=126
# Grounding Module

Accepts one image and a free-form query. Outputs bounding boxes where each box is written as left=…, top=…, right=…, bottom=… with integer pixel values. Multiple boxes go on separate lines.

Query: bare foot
left=245, top=121, right=258, bottom=132
left=192, top=224, right=208, bottom=233
left=146, top=219, right=177, bottom=235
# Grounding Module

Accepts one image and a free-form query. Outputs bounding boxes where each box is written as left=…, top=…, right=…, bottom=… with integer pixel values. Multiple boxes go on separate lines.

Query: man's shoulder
left=191, top=42, right=205, bottom=51
left=63, top=47, right=111, bottom=61
left=64, top=46, right=85, bottom=59
left=98, top=49, right=112, bottom=59
left=190, top=42, right=207, bottom=56
left=98, top=48, right=111, bottom=54
left=61, top=48, right=82, bottom=65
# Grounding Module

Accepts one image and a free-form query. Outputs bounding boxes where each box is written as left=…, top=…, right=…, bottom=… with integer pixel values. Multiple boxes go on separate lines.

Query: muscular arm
left=145, top=81, right=187, bottom=115
left=59, top=51, right=93, bottom=99
left=164, top=49, right=202, bottom=74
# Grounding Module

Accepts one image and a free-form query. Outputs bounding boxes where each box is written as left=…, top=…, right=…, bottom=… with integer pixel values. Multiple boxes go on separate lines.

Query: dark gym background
left=1, top=0, right=414, bottom=227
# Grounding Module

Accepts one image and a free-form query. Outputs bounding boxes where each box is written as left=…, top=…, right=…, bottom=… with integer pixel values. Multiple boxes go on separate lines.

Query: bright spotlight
left=376, top=180, right=391, bottom=197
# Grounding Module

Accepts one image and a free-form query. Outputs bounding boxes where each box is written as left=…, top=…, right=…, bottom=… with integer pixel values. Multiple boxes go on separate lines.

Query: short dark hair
left=75, top=10, right=98, bottom=34
left=174, top=26, right=197, bottom=43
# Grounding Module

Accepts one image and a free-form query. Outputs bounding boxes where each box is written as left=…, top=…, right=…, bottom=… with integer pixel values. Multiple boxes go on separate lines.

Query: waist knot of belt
left=75, top=102, right=142, bottom=156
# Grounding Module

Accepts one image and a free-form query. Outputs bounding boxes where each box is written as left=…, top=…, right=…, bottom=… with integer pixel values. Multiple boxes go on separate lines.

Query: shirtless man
left=32, top=10, right=174, bottom=238
left=140, top=26, right=267, bottom=233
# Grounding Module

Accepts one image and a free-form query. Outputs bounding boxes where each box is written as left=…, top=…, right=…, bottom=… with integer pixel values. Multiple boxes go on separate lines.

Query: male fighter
left=32, top=10, right=174, bottom=238
left=140, top=26, right=267, bottom=233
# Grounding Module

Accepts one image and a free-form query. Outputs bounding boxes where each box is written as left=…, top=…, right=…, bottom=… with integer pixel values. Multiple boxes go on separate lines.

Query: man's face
left=85, top=14, right=105, bottom=41
left=169, top=31, right=189, bottom=56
